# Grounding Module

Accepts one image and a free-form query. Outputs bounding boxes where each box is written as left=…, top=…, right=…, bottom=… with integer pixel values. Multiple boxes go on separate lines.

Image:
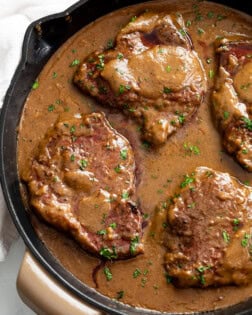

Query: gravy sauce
left=18, top=0, right=252, bottom=312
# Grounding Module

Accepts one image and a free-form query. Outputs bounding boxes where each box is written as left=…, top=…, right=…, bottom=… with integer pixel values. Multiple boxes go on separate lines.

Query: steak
left=74, top=12, right=206, bottom=145
left=23, top=112, right=143, bottom=259
left=212, top=39, right=252, bottom=171
left=164, top=167, right=252, bottom=287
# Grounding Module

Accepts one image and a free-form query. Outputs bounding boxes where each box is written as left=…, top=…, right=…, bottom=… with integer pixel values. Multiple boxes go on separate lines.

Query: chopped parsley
left=32, top=79, right=39, bottom=90
left=163, top=87, right=172, bottom=94
left=106, top=39, right=114, bottom=49
left=104, top=267, right=112, bottom=281
left=109, top=222, right=117, bottom=229
left=180, top=174, right=195, bottom=188
left=197, top=28, right=205, bottom=35
left=100, top=247, right=118, bottom=259
left=119, top=84, right=131, bottom=94
left=222, top=230, right=230, bottom=243
left=206, top=58, right=212, bottom=64
left=223, top=111, right=230, bottom=120
left=69, top=59, right=80, bottom=67
left=70, top=125, right=76, bottom=133
left=165, top=272, right=173, bottom=284
left=242, top=117, right=252, bottom=131
left=166, top=65, right=172, bottom=73
left=97, top=229, right=107, bottom=235
left=116, top=291, right=124, bottom=299
left=120, top=148, right=128, bottom=160
left=241, top=233, right=250, bottom=247
left=130, top=236, right=139, bottom=255
left=96, top=54, right=105, bottom=70
left=207, top=11, right=214, bottom=18
left=133, top=268, right=141, bottom=278
left=80, top=159, right=88, bottom=170
left=114, top=165, right=122, bottom=173
left=186, top=20, right=192, bottom=27
left=70, top=154, right=75, bottom=162
left=117, top=53, right=124, bottom=60
left=52, top=72, right=57, bottom=78
left=179, top=28, right=187, bottom=36
left=48, top=104, right=55, bottom=112
left=209, top=69, right=215, bottom=79
left=121, top=191, right=129, bottom=200
left=130, top=15, right=137, bottom=22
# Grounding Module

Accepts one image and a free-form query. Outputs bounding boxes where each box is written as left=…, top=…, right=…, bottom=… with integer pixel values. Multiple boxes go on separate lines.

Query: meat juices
left=74, top=12, right=206, bottom=145
left=164, top=167, right=252, bottom=288
left=23, top=112, right=143, bottom=259
left=212, top=39, right=252, bottom=171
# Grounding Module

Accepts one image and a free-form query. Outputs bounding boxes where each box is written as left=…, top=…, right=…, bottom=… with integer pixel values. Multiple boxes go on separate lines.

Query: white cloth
left=0, top=0, right=77, bottom=261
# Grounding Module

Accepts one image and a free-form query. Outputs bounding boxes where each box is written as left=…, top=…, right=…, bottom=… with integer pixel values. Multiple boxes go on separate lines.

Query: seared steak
left=212, top=39, right=252, bottom=171
left=74, top=12, right=206, bottom=145
left=23, top=112, right=143, bottom=259
left=164, top=167, right=252, bottom=287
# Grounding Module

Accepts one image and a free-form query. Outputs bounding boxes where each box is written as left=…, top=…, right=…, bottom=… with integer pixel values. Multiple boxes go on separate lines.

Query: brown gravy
left=18, top=0, right=252, bottom=313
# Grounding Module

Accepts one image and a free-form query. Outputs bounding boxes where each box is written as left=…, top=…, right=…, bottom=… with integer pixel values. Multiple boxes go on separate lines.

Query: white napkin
left=0, top=0, right=77, bottom=261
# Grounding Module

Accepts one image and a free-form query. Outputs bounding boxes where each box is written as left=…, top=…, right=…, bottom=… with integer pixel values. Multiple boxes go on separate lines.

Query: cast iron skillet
left=0, top=0, right=252, bottom=314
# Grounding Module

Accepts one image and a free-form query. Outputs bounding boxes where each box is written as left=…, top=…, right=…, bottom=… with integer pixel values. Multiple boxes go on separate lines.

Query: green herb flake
left=143, top=213, right=149, bottom=219
left=120, top=148, right=128, bottom=160
left=206, top=58, right=212, bottom=64
left=209, top=69, right=215, bottom=79
left=32, top=80, right=39, bottom=90
left=97, top=229, right=107, bottom=235
left=80, top=159, right=88, bottom=170
left=133, top=268, right=141, bottom=278
left=69, top=59, right=80, bottom=67
left=207, top=11, right=214, bottom=18
left=179, top=28, right=187, bottom=36
left=163, top=87, right=172, bottom=94
left=217, top=14, right=226, bottom=21
left=48, top=104, right=55, bottom=112
left=166, top=65, right=172, bottom=73
left=130, top=15, right=137, bottom=22
left=180, top=174, right=195, bottom=188
left=104, top=267, right=113, bottom=281
left=165, top=272, right=173, bottom=284
left=223, top=111, right=230, bottom=120
left=122, top=191, right=129, bottom=200
left=100, top=247, right=118, bottom=259
left=116, top=291, right=124, bottom=300
left=114, top=165, right=122, bottom=173
left=242, top=148, right=248, bottom=154
left=106, top=39, right=114, bottom=49
left=197, top=265, right=212, bottom=273
left=117, top=53, right=124, bottom=60
left=241, top=233, right=250, bottom=247
left=70, top=125, right=76, bottom=133
left=222, top=230, right=230, bottom=243
left=242, top=117, right=252, bottom=131
left=130, top=236, right=139, bottom=255
left=186, top=20, right=192, bottom=27
left=197, top=28, right=205, bottom=35
left=70, top=154, right=75, bottom=162
left=52, top=72, right=58, bottom=79
left=109, top=222, right=117, bottom=229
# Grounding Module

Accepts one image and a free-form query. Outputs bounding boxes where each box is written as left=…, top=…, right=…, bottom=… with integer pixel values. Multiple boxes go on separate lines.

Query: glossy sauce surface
left=18, top=0, right=252, bottom=312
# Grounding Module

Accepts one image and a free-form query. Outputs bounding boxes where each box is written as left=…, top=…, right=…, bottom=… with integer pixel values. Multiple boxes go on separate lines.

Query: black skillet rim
left=0, top=0, right=252, bottom=314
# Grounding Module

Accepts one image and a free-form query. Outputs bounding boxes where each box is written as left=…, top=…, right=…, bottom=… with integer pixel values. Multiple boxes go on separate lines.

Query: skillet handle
left=17, top=251, right=104, bottom=315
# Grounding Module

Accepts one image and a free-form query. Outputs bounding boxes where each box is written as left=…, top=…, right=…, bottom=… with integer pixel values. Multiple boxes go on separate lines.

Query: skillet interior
left=0, top=0, right=252, bottom=314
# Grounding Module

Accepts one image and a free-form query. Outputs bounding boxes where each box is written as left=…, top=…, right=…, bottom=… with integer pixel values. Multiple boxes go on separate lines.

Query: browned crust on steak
left=212, top=38, right=252, bottom=171
left=164, top=167, right=252, bottom=288
left=23, top=112, right=144, bottom=259
left=73, top=12, right=206, bottom=146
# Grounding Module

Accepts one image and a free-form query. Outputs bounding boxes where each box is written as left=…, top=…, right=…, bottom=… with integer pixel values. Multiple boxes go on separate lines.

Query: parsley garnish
left=120, top=148, right=128, bottom=160
left=32, top=80, right=39, bottom=90
left=100, top=247, right=117, bottom=259
left=104, top=267, right=112, bottom=281
left=69, top=59, right=80, bottom=67
left=242, top=117, right=252, bottom=131
left=130, top=236, right=139, bottom=255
